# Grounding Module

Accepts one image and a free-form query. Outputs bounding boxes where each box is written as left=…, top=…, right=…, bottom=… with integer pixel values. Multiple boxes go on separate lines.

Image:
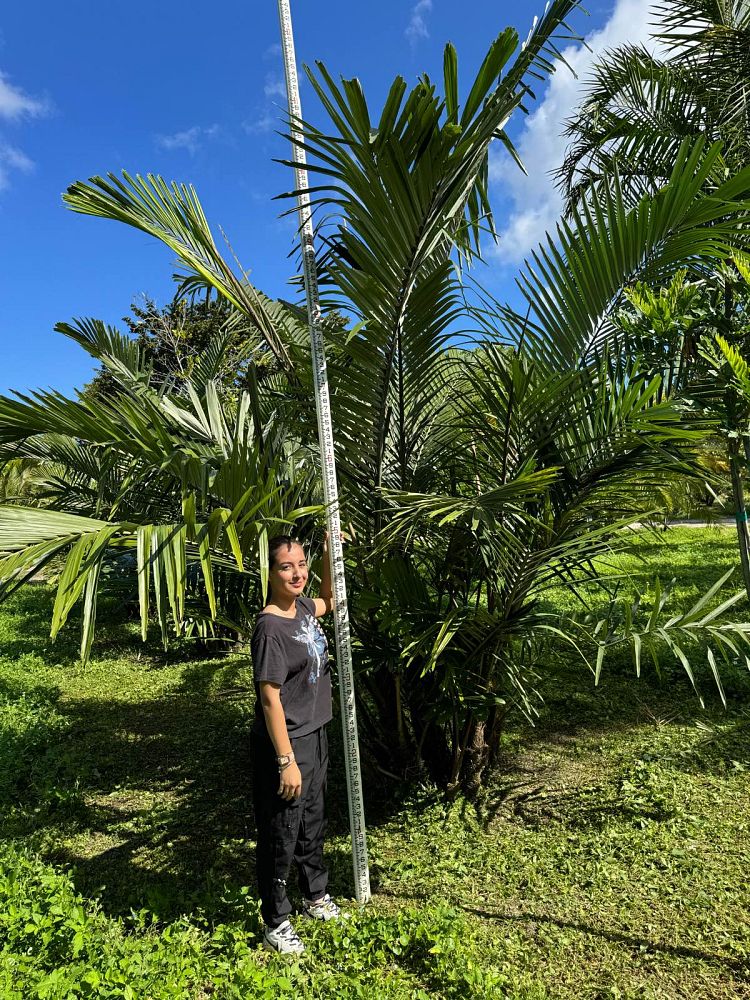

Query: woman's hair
left=268, top=535, right=303, bottom=569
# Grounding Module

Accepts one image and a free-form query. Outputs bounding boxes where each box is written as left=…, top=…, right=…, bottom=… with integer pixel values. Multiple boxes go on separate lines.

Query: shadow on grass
left=4, top=548, right=750, bottom=927
left=3, top=653, right=747, bottom=923
left=677, top=713, right=750, bottom=776
left=474, top=655, right=750, bottom=830
left=0, top=643, right=392, bottom=924
left=458, top=904, right=750, bottom=975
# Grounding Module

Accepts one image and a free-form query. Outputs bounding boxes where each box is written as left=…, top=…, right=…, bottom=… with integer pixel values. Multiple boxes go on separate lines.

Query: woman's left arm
left=312, top=532, right=333, bottom=618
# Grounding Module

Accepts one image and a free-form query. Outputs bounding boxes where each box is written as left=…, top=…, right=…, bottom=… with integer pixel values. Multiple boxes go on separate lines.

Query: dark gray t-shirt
left=251, top=596, right=332, bottom=739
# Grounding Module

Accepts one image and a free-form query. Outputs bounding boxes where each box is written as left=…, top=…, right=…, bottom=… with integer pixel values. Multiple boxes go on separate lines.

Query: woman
left=251, top=533, right=341, bottom=954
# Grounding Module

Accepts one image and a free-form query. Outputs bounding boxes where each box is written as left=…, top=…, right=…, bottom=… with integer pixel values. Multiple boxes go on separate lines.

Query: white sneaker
left=302, top=893, right=343, bottom=921
left=263, top=919, right=305, bottom=954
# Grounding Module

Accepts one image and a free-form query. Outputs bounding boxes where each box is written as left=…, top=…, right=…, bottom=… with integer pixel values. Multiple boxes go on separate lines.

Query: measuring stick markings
left=276, top=0, right=371, bottom=904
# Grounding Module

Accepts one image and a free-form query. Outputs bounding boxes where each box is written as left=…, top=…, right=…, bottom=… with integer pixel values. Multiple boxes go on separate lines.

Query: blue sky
left=0, top=0, right=653, bottom=396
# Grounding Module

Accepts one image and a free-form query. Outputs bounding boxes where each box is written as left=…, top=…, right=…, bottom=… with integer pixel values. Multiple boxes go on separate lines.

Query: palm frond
left=505, top=137, right=750, bottom=369
left=281, top=11, right=584, bottom=523
left=64, top=173, right=297, bottom=375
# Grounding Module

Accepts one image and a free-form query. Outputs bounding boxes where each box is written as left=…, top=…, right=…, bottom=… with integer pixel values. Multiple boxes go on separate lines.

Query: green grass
left=1, top=527, right=750, bottom=998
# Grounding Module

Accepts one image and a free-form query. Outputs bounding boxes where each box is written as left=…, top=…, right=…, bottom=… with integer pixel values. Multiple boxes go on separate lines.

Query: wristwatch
left=277, top=751, right=295, bottom=770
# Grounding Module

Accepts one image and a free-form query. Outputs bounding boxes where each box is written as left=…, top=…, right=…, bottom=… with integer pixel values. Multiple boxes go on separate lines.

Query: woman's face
left=269, top=542, right=308, bottom=602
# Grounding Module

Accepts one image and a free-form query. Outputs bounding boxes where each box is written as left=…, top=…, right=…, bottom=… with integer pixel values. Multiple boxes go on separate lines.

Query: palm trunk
left=245, top=362, right=264, bottom=451
left=394, top=673, right=407, bottom=751
left=728, top=435, right=750, bottom=600
left=459, top=720, right=490, bottom=798
left=486, top=704, right=509, bottom=768
left=723, top=276, right=750, bottom=599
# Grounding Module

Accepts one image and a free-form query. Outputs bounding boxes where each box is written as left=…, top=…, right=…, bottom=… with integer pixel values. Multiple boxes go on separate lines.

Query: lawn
left=1, top=527, right=749, bottom=998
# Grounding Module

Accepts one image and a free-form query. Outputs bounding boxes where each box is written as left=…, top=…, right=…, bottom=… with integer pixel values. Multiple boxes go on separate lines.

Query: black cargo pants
left=252, top=725, right=329, bottom=928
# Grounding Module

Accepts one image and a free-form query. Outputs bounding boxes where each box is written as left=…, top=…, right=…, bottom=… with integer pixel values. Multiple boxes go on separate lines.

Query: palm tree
left=282, top=7, right=750, bottom=785
left=3, top=6, right=750, bottom=792
left=355, top=138, right=750, bottom=791
left=557, top=0, right=750, bottom=212
left=0, top=1, right=587, bottom=684
left=0, top=319, right=318, bottom=662
left=557, top=0, right=750, bottom=595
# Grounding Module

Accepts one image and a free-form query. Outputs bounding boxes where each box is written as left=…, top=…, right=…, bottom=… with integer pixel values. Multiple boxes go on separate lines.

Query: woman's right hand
left=278, top=761, right=302, bottom=801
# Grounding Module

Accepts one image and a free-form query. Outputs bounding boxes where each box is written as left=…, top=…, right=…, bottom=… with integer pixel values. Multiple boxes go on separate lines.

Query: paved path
left=630, top=518, right=736, bottom=529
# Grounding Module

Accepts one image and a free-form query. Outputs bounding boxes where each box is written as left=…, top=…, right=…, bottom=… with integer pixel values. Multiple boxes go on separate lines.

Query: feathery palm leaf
left=283, top=7, right=584, bottom=531
left=64, top=173, right=298, bottom=376
left=560, top=0, right=750, bottom=211
left=0, top=326, right=320, bottom=661
left=505, top=137, right=750, bottom=368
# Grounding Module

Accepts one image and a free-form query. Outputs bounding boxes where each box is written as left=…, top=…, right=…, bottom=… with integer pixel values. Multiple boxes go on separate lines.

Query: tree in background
left=83, top=295, right=353, bottom=402
left=83, top=294, right=259, bottom=399
left=614, top=271, right=733, bottom=522
left=558, top=0, right=750, bottom=593
left=557, top=0, right=750, bottom=211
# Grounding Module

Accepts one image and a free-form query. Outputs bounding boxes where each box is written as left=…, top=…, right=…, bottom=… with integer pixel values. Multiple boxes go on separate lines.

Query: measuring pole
left=276, top=0, right=371, bottom=905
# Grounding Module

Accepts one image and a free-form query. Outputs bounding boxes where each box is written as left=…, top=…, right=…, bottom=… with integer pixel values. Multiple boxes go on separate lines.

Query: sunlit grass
left=1, top=527, right=749, bottom=998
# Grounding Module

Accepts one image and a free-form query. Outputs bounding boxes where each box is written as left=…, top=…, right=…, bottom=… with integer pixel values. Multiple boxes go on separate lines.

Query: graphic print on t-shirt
left=293, top=613, right=328, bottom=685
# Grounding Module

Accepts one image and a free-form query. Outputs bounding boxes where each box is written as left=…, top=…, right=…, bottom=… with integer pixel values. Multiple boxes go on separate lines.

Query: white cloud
left=155, top=124, right=219, bottom=155
left=264, top=73, right=286, bottom=100
left=0, top=70, right=48, bottom=192
left=406, top=0, right=432, bottom=44
left=491, top=0, right=664, bottom=266
left=0, top=142, right=33, bottom=190
left=243, top=111, right=276, bottom=135
left=0, top=71, right=48, bottom=121
left=242, top=58, right=286, bottom=139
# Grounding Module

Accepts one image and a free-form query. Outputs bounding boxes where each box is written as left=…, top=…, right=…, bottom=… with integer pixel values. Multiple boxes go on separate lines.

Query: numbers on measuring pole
left=277, top=0, right=371, bottom=905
